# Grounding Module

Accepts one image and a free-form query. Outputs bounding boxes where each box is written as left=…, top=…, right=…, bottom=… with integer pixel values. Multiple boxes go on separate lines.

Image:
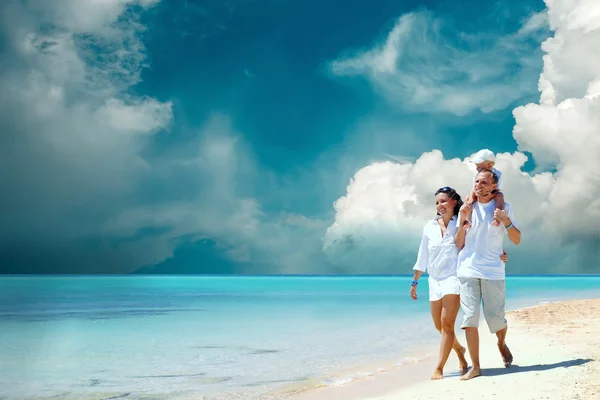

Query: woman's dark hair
left=434, top=186, right=463, bottom=216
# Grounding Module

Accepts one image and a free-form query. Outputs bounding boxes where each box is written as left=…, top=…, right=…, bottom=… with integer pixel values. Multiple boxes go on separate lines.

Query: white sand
left=288, top=299, right=600, bottom=400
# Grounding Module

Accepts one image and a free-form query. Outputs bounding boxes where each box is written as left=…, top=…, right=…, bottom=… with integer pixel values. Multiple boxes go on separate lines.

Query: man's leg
left=459, top=278, right=482, bottom=380
left=463, top=328, right=480, bottom=379
left=481, top=279, right=513, bottom=367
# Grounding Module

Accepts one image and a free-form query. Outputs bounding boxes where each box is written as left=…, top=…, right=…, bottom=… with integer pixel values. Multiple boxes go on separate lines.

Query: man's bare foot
left=459, top=367, right=481, bottom=381
left=458, top=346, right=469, bottom=375
left=430, top=368, right=444, bottom=380
left=499, top=343, right=513, bottom=367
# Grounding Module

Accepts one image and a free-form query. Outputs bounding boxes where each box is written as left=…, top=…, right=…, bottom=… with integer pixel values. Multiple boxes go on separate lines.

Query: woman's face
left=435, top=193, right=456, bottom=217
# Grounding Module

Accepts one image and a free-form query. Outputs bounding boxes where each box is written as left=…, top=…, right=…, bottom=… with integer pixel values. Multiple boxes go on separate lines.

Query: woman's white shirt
left=412, top=216, right=459, bottom=281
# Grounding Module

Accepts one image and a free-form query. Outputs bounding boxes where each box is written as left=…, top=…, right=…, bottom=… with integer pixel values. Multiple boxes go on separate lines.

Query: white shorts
left=428, top=275, right=461, bottom=302
left=459, top=278, right=507, bottom=333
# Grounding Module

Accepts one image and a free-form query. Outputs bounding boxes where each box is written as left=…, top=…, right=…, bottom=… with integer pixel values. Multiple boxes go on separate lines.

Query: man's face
left=474, top=171, right=497, bottom=196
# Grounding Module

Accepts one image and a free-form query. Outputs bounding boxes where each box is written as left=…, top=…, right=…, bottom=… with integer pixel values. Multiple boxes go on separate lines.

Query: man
left=454, top=169, right=521, bottom=381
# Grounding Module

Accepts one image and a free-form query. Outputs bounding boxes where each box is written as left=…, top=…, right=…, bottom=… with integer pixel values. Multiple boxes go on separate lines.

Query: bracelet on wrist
left=411, top=280, right=419, bottom=286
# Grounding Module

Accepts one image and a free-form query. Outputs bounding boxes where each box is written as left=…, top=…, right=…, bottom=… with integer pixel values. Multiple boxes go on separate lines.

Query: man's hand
left=493, top=208, right=510, bottom=226
left=410, top=285, right=417, bottom=300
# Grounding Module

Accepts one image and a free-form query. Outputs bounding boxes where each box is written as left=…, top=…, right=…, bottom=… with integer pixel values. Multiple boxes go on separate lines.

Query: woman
left=409, top=186, right=507, bottom=380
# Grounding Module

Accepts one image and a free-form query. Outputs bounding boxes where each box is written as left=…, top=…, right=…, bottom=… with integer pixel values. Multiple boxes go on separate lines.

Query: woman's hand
left=410, top=285, right=417, bottom=300
left=462, top=220, right=472, bottom=231
left=459, top=203, right=472, bottom=231
left=500, top=249, right=508, bottom=263
left=459, top=203, right=472, bottom=218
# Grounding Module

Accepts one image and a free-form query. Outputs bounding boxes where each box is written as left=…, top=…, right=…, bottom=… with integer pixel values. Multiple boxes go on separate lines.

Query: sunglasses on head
left=435, top=186, right=453, bottom=195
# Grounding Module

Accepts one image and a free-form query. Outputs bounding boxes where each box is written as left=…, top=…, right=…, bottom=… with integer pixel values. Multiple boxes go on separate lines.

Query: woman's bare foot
left=459, top=366, right=481, bottom=381
left=430, top=368, right=444, bottom=380
left=498, top=343, right=513, bottom=367
left=457, top=346, right=469, bottom=375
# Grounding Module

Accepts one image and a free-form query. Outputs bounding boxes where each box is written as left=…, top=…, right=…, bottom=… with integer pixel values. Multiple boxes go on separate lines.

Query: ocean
left=1, top=275, right=599, bottom=400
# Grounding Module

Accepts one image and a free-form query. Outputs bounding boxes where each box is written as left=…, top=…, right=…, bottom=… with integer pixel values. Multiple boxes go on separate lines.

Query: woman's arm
left=410, top=270, right=423, bottom=300
left=410, top=227, right=429, bottom=300
left=413, top=227, right=429, bottom=274
left=455, top=203, right=472, bottom=250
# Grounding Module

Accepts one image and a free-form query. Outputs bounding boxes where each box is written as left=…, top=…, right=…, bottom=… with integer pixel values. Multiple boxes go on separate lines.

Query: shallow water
left=1, top=275, right=598, bottom=399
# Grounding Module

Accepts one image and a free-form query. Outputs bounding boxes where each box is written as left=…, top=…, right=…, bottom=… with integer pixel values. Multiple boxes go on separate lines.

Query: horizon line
left=2, top=273, right=600, bottom=278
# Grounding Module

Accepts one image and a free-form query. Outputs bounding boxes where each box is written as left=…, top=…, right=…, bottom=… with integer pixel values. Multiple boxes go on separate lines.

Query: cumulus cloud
left=322, top=151, right=558, bottom=273
left=328, top=9, right=549, bottom=116
left=323, top=0, right=600, bottom=274
left=513, top=0, right=600, bottom=253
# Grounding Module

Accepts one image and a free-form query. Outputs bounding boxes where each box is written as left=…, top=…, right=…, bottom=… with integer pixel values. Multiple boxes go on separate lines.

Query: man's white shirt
left=457, top=199, right=516, bottom=280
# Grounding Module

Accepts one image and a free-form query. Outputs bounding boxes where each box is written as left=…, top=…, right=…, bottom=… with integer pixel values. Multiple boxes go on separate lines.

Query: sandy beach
left=288, top=299, right=600, bottom=400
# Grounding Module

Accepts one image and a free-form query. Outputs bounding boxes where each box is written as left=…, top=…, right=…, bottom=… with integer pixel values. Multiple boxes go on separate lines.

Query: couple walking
left=410, top=151, right=521, bottom=381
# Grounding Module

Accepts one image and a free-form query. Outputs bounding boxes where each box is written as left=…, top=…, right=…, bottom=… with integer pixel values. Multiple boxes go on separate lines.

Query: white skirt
left=428, top=275, right=461, bottom=302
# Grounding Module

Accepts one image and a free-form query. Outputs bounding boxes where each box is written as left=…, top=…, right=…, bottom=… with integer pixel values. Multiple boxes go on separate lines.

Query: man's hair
left=477, top=169, right=498, bottom=184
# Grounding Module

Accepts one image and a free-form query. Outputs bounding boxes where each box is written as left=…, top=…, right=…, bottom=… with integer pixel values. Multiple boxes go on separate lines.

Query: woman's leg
left=430, top=296, right=468, bottom=379
left=430, top=298, right=443, bottom=331
left=431, top=294, right=464, bottom=379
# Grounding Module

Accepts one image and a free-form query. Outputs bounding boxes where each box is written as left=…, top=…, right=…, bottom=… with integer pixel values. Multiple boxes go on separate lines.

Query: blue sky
left=3, top=0, right=598, bottom=274
left=138, top=0, right=544, bottom=212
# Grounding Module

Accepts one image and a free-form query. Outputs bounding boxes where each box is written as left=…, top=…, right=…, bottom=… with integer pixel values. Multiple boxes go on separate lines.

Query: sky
left=1, top=0, right=599, bottom=275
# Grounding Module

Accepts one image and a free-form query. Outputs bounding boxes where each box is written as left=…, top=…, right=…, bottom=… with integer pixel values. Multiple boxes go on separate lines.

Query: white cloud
left=0, top=0, right=171, bottom=242
left=513, top=0, right=600, bottom=240
left=328, top=10, right=549, bottom=116
left=537, top=1, right=600, bottom=105
left=322, top=151, right=556, bottom=273
left=323, top=0, right=600, bottom=274
left=517, top=10, right=549, bottom=36
left=96, top=98, right=173, bottom=135
left=25, top=0, right=160, bottom=34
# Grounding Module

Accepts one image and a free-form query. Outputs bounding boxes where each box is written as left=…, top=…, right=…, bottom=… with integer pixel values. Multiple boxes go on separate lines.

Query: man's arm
left=506, top=223, right=521, bottom=245
left=494, top=205, right=521, bottom=245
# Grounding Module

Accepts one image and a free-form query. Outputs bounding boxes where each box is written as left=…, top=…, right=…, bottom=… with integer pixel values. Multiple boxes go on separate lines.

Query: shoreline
left=283, top=298, right=600, bottom=400
left=276, top=344, right=440, bottom=400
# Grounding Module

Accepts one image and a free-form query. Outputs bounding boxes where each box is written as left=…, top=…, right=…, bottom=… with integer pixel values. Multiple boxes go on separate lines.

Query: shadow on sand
left=482, top=358, right=594, bottom=377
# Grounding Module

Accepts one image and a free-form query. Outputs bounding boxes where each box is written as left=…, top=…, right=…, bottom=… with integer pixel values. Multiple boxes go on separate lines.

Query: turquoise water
left=0, top=275, right=599, bottom=399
